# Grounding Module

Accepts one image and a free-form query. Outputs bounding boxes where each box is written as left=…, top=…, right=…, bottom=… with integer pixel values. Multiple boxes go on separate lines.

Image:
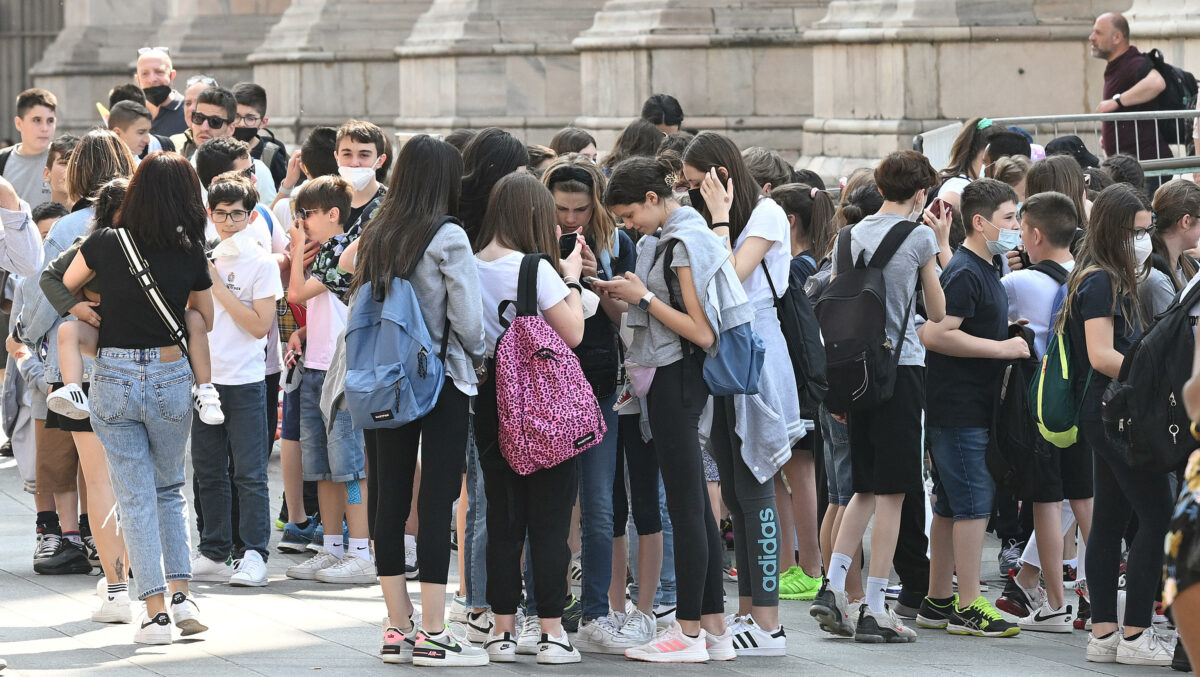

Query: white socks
left=324, top=535, right=344, bottom=559
left=348, top=537, right=372, bottom=563
left=866, top=577, right=888, bottom=613
left=828, top=553, right=853, bottom=592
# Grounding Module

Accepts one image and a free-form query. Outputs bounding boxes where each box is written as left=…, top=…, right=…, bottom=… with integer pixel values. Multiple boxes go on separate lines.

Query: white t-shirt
left=304, top=288, right=348, bottom=371
left=735, top=197, right=791, bottom=305
left=1002, top=259, right=1076, bottom=359
left=205, top=205, right=287, bottom=257
left=1182, top=270, right=1200, bottom=334
left=208, top=232, right=284, bottom=385
left=937, top=175, right=971, bottom=200
left=476, top=252, right=569, bottom=356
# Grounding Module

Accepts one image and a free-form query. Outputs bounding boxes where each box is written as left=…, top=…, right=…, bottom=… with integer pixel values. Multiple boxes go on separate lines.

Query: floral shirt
left=1164, top=449, right=1200, bottom=609
left=309, top=193, right=385, bottom=303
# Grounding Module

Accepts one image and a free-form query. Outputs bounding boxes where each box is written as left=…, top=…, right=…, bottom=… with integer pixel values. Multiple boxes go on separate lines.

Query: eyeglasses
left=190, top=111, right=230, bottom=129
left=187, top=75, right=217, bottom=87
left=138, top=46, right=170, bottom=55
left=235, top=113, right=262, bottom=126
left=211, top=209, right=249, bottom=223
left=294, top=208, right=323, bottom=221
left=1132, top=224, right=1157, bottom=240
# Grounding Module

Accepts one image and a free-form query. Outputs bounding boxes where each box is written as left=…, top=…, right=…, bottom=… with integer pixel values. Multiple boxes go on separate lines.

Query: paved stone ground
left=0, top=450, right=1179, bottom=676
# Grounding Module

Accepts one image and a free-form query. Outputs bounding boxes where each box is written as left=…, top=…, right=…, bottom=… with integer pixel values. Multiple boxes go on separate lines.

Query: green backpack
left=1027, top=263, right=1093, bottom=449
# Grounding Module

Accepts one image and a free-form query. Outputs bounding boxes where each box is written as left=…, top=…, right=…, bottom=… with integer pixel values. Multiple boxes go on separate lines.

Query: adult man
left=183, top=88, right=276, bottom=204
left=133, top=48, right=187, bottom=136
left=1090, top=13, right=1168, bottom=161
left=0, top=89, right=57, bottom=205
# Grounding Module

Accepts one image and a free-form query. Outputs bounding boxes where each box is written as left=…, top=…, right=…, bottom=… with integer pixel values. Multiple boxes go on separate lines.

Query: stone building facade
left=20, top=0, right=1199, bottom=173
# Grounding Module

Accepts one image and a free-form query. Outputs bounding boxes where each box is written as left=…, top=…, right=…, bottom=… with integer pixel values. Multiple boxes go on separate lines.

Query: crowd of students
left=0, top=42, right=1198, bottom=672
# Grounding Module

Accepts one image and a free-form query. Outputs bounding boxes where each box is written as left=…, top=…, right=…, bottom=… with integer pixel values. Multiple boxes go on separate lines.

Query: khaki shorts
left=34, top=418, right=79, bottom=494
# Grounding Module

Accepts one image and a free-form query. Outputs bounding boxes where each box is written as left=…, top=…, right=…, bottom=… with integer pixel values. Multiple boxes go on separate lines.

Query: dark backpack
left=987, top=323, right=1040, bottom=499
left=814, top=220, right=918, bottom=415
left=763, top=259, right=827, bottom=418
left=1146, top=48, right=1199, bottom=145
left=0, top=146, right=12, bottom=176
left=1101, top=279, right=1200, bottom=472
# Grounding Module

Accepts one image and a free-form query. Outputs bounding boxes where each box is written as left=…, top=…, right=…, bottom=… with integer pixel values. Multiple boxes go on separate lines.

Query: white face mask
left=338, top=165, right=376, bottom=192
left=1132, top=234, right=1154, bottom=267
left=982, top=218, right=1022, bottom=258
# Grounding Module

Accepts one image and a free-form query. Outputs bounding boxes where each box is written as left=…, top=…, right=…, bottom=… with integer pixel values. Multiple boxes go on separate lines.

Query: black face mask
left=232, top=126, right=259, bottom=143
left=142, top=85, right=172, bottom=107
left=688, top=188, right=705, bottom=211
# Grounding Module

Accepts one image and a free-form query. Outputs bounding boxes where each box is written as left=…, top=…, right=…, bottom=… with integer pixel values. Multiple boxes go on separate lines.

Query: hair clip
left=977, top=118, right=993, bottom=130
left=810, top=187, right=819, bottom=199
left=665, top=173, right=679, bottom=189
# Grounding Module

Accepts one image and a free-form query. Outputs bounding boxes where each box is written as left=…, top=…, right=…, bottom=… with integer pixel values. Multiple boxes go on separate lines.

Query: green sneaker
left=779, top=567, right=822, bottom=600
left=947, top=596, right=1020, bottom=637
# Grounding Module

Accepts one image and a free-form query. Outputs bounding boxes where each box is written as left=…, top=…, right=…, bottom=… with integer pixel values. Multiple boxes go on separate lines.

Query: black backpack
left=986, top=323, right=1040, bottom=499
left=814, top=220, right=918, bottom=415
left=763, top=260, right=827, bottom=418
left=1101, top=279, right=1200, bottom=473
left=1146, top=48, right=1199, bottom=145
left=0, top=146, right=13, bottom=176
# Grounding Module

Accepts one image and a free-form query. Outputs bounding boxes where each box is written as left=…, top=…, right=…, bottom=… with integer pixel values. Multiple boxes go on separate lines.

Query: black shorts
left=1026, top=438, right=1094, bottom=503
left=848, top=366, right=925, bottom=496
left=44, top=382, right=94, bottom=433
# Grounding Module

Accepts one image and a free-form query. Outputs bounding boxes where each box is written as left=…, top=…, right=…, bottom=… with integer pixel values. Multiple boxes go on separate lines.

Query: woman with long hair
left=61, top=151, right=213, bottom=645
left=340, top=135, right=487, bottom=664
left=935, top=117, right=997, bottom=209
left=549, top=128, right=598, bottom=164
left=601, top=120, right=664, bottom=174
left=1027, top=155, right=1091, bottom=228
left=678, top=130, right=802, bottom=654
left=1142, top=179, right=1200, bottom=314
left=1059, top=183, right=1174, bottom=665
left=459, top=128, right=530, bottom=246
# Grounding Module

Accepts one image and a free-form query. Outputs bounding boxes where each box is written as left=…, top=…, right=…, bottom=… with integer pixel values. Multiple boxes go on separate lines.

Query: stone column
left=247, top=0, right=432, bottom=145
left=574, top=0, right=829, bottom=161
left=1127, top=0, right=1200, bottom=67
left=394, top=0, right=609, bottom=144
left=29, top=0, right=167, bottom=133
left=146, top=0, right=290, bottom=89
left=800, top=0, right=1119, bottom=177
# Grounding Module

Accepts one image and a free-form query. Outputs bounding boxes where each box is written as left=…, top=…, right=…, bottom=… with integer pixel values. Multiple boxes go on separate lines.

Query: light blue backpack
left=343, top=220, right=454, bottom=429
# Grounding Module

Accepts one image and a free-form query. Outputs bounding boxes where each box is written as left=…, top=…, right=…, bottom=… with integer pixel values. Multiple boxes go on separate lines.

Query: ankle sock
left=63, top=531, right=82, bottom=546
left=295, top=518, right=311, bottom=530
left=1095, top=630, right=1115, bottom=640
left=36, top=511, right=61, bottom=534
left=929, top=595, right=956, bottom=607
left=828, top=553, right=852, bottom=592
left=79, top=514, right=91, bottom=537
left=348, top=537, right=372, bottom=563
left=107, top=582, right=128, bottom=598
left=866, top=577, right=888, bottom=613
left=1124, top=630, right=1144, bottom=642
left=324, top=535, right=344, bottom=559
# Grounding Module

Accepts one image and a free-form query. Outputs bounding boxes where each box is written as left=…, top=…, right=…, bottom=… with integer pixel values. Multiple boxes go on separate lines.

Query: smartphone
left=559, top=232, right=578, bottom=258
left=582, top=275, right=603, bottom=286
left=931, top=197, right=952, bottom=219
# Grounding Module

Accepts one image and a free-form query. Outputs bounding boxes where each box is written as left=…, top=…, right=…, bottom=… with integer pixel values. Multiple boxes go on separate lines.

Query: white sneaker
left=575, top=611, right=625, bottom=654
left=413, top=626, right=490, bottom=666
left=92, top=591, right=132, bottom=623
left=706, top=624, right=737, bottom=661
left=1117, top=626, right=1174, bottom=666
left=625, top=622, right=710, bottom=663
left=1018, top=602, right=1073, bottom=633
left=620, top=609, right=658, bottom=646
left=731, top=616, right=786, bottom=656
left=286, top=551, right=340, bottom=580
left=568, top=553, right=583, bottom=588
left=382, top=616, right=419, bottom=664
left=169, top=592, right=208, bottom=636
left=1087, top=631, right=1121, bottom=663
left=47, top=383, right=90, bottom=420
left=192, top=383, right=225, bottom=425
left=516, top=614, right=541, bottom=655
left=447, top=595, right=471, bottom=624
left=465, top=609, right=494, bottom=643
left=538, top=629, right=581, bottom=664
left=314, top=552, right=377, bottom=584
left=653, top=604, right=677, bottom=628
left=484, top=630, right=517, bottom=662
left=190, top=551, right=234, bottom=582
left=230, top=550, right=268, bottom=587
left=134, top=610, right=172, bottom=645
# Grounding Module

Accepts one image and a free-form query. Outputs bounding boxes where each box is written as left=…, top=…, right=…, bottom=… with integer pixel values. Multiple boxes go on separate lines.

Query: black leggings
left=708, top=394, right=779, bottom=608
left=645, top=354, right=724, bottom=622
left=475, top=374, right=579, bottom=619
left=1083, top=424, right=1173, bottom=628
left=364, top=382, right=469, bottom=582
left=614, top=413, right=663, bottom=537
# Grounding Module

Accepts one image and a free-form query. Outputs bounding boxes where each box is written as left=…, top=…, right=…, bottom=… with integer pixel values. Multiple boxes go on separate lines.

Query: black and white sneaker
left=134, top=610, right=172, bottom=645
left=731, top=618, right=787, bottom=656
left=810, top=580, right=854, bottom=637
left=1018, top=602, right=1073, bottom=633
left=34, top=531, right=62, bottom=564
left=412, top=627, right=489, bottom=666
left=47, top=383, right=90, bottom=420
left=465, top=609, right=494, bottom=643
left=537, top=631, right=581, bottom=664
left=855, top=605, right=917, bottom=643
left=33, top=539, right=93, bottom=575
left=484, top=630, right=517, bottom=662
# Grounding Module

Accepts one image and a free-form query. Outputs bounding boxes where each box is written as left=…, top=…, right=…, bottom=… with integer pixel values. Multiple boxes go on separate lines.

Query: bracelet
left=711, top=221, right=731, bottom=230
left=1192, top=420, right=1200, bottom=442
left=565, top=281, right=583, bottom=294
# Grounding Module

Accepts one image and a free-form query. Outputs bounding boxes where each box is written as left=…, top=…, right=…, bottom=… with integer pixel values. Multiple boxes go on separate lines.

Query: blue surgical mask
left=983, top=218, right=1022, bottom=257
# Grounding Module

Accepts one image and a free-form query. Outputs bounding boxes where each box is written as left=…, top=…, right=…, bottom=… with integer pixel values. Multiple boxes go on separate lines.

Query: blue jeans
left=820, top=405, right=853, bottom=507
left=577, top=394, right=618, bottom=619
left=191, top=381, right=270, bottom=561
left=90, top=348, right=193, bottom=600
left=928, top=426, right=995, bottom=520
left=464, top=425, right=489, bottom=609
left=627, top=473, right=677, bottom=607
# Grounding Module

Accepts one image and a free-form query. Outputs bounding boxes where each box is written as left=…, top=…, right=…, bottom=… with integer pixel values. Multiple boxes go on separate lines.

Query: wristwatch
left=638, top=291, right=656, bottom=311
left=1113, top=92, right=1125, bottom=108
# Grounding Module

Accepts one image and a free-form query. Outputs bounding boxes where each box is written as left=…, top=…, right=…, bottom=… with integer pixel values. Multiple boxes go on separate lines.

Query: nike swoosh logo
left=419, top=639, right=463, bottom=653
left=1033, top=610, right=1067, bottom=622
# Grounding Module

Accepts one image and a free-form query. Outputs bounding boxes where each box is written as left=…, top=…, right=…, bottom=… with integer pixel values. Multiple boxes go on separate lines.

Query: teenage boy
left=810, top=150, right=946, bottom=643
left=231, top=83, right=288, bottom=189
left=283, top=175, right=374, bottom=584
left=43, top=135, right=77, bottom=208
left=917, top=178, right=1026, bottom=638
left=995, top=191, right=1091, bottom=633
left=107, top=85, right=175, bottom=156
left=1, top=89, right=57, bottom=205
left=133, top=48, right=186, bottom=136
left=107, top=101, right=154, bottom=159
left=189, top=173, right=283, bottom=587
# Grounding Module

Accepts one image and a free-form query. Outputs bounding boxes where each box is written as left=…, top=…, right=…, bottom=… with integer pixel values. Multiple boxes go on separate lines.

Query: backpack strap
left=835, top=225, right=854, bottom=273
left=1029, top=260, right=1068, bottom=286
left=114, top=228, right=190, bottom=357
left=254, top=204, right=273, bottom=235
left=502, top=252, right=550, bottom=323
left=761, top=259, right=781, bottom=301
left=867, top=220, right=919, bottom=270
left=661, top=239, right=682, bottom=310
left=262, top=143, right=279, bottom=173
left=0, top=146, right=14, bottom=176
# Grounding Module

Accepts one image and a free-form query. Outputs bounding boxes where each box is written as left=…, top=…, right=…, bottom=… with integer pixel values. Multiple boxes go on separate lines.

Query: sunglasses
left=187, top=75, right=217, bottom=87
left=294, top=208, right=323, bottom=221
left=138, top=46, right=170, bottom=55
left=191, top=111, right=230, bottom=129
left=240, top=166, right=256, bottom=180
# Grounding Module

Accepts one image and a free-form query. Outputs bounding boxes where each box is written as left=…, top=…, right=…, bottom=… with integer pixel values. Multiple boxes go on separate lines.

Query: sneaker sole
left=486, top=652, right=516, bottom=663
left=381, top=654, right=413, bottom=664
left=33, top=562, right=94, bottom=575
left=946, top=625, right=1021, bottom=638
left=314, top=574, right=376, bottom=584
left=537, top=653, right=582, bottom=664
left=134, top=632, right=172, bottom=645
left=855, top=631, right=916, bottom=644
left=412, top=653, right=490, bottom=667
left=1018, top=622, right=1072, bottom=634
left=516, top=644, right=540, bottom=656
left=732, top=646, right=785, bottom=656
left=92, top=609, right=132, bottom=623
left=190, top=573, right=233, bottom=582
left=809, top=605, right=854, bottom=638
left=780, top=592, right=818, bottom=601
left=575, top=641, right=635, bottom=655
left=916, top=615, right=949, bottom=630
left=176, top=619, right=208, bottom=636
left=994, top=597, right=1031, bottom=618
left=624, top=649, right=710, bottom=663
left=276, top=542, right=310, bottom=554
left=1086, top=651, right=1118, bottom=663
left=46, top=396, right=90, bottom=420
left=230, top=577, right=268, bottom=587
left=285, top=570, right=319, bottom=580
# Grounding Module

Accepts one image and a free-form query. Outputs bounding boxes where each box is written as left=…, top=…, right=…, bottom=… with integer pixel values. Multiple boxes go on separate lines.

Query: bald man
left=1089, top=13, right=1168, bottom=162
left=133, top=48, right=187, bottom=137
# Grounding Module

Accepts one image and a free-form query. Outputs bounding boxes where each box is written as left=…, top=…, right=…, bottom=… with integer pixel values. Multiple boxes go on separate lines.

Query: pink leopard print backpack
left=494, top=254, right=606, bottom=475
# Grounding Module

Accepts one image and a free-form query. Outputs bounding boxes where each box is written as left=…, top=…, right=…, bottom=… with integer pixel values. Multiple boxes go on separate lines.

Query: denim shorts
left=298, top=368, right=365, bottom=482
left=281, top=387, right=301, bottom=442
left=820, top=406, right=853, bottom=506
left=928, top=426, right=995, bottom=520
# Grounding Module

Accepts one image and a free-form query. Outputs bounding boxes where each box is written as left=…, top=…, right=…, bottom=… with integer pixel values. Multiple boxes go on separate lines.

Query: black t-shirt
left=249, top=133, right=289, bottom=189
left=790, top=250, right=818, bottom=286
left=576, top=229, right=637, bottom=358
left=1068, top=269, right=1141, bottom=422
left=347, top=185, right=387, bottom=233
left=926, top=246, right=1009, bottom=428
left=79, top=228, right=212, bottom=349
